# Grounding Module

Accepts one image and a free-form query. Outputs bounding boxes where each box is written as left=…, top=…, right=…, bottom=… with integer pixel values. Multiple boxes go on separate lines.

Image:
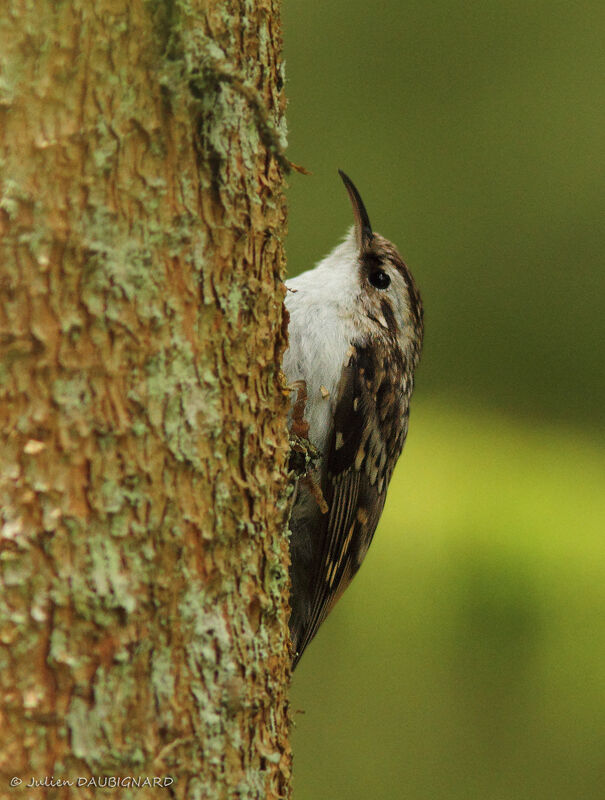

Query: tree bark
left=0, top=1, right=291, bottom=798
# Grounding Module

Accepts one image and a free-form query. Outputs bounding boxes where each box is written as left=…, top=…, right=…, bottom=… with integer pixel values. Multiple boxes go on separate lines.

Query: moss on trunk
left=0, top=0, right=291, bottom=797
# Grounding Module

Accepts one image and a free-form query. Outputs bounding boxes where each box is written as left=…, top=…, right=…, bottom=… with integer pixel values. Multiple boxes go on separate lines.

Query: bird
left=283, top=171, right=424, bottom=668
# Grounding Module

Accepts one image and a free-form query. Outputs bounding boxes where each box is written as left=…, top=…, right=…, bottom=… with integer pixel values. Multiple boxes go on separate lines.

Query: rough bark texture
left=0, top=1, right=291, bottom=798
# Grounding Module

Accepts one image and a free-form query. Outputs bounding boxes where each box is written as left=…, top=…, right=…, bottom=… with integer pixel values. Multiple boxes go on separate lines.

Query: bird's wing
left=293, top=344, right=403, bottom=665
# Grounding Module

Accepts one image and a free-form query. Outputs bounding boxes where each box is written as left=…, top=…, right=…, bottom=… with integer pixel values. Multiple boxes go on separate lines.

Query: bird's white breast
left=282, top=232, right=361, bottom=456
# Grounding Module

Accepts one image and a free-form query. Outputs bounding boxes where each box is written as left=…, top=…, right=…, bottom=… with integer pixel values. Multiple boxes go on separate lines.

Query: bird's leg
left=288, top=381, right=328, bottom=514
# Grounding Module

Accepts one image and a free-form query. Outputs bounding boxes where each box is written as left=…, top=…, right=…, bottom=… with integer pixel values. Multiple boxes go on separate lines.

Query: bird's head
left=335, top=170, right=424, bottom=368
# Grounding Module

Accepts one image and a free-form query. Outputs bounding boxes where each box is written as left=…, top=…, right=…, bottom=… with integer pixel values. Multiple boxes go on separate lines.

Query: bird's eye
left=369, top=269, right=391, bottom=290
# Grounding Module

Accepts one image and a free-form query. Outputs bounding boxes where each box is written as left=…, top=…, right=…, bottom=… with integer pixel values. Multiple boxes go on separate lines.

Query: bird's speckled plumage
left=284, top=172, right=423, bottom=668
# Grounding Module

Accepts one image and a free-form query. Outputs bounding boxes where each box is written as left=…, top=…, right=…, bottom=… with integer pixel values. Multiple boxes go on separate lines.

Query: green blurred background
left=282, top=1, right=605, bottom=798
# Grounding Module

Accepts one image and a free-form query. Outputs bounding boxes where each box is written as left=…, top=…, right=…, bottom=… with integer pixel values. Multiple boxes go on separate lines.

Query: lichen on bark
left=0, top=0, right=292, bottom=798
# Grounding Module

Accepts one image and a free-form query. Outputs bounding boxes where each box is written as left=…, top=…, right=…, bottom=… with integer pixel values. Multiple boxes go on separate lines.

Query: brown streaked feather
left=291, top=341, right=409, bottom=666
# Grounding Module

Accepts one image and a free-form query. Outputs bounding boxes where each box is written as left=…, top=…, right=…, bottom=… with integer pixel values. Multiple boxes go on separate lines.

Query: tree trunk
left=0, top=1, right=291, bottom=798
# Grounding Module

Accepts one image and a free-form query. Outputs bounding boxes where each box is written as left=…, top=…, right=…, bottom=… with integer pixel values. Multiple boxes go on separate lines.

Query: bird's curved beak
left=338, top=170, right=373, bottom=251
